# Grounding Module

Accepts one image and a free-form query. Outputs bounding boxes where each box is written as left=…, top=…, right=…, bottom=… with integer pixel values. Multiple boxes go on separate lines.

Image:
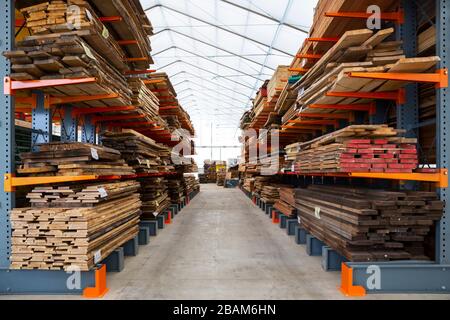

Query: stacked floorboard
left=11, top=180, right=141, bottom=270
left=26, top=180, right=140, bottom=207
left=167, top=178, right=185, bottom=203
left=295, top=185, right=443, bottom=262
left=287, top=125, right=418, bottom=173
left=102, top=130, right=173, bottom=173
left=18, top=142, right=135, bottom=176
left=140, top=177, right=170, bottom=219
left=274, top=187, right=297, bottom=217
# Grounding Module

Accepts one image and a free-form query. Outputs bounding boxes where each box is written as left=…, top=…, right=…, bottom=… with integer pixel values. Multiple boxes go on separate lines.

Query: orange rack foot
left=83, top=265, right=109, bottom=299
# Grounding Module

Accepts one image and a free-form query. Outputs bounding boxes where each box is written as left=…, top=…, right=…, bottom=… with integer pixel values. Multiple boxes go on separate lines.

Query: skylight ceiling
left=143, top=0, right=317, bottom=140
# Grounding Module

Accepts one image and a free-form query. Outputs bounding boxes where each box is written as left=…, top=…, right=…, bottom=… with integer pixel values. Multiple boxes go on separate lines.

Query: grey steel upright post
left=0, top=0, right=15, bottom=270
left=436, top=0, right=450, bottom=265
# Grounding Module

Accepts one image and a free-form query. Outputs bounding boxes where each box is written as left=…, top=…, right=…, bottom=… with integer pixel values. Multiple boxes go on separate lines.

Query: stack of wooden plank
left=290, top=125, right=419, bottom=173
left=11, top=184, right=141, bottom=270
left=17, top=0, right=153, bottom=69
left=101, top=130, right=171, bottom=173
left=295, top=185, right=443, bottom=262
left=127, top=78, right=162, bottom=122
left=274, top=187, right=297, bottom=217
left=18, top=142, right=135, bottom=176
left=292, top=28, right=438, bottom=115
left=243, top=176, right=255, bottom=193
left=140, top=177, right=170, bottom=219
left=167, top=178, right=185, bottom=203
left=253, top=176, right=273, bottom=196
left=26, top=180, right=140, bottom=207
left=261, top=185, right=281, bottom=204
left=184, top=175, right=198, bottom=195
left=4, top=35, right=132, bottom=107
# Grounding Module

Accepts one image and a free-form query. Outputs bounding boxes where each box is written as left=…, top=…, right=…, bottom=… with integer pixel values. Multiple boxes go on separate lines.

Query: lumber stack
left=11, top=182, right=141, bottom=270
left=18, top=142, right=135, bottom=176
left=289, top=28, right=440, bottom=118
left=140, top=177, right=170, bottom=219
left=184, top=175, right=198, bottom=195
left=167, top=178, right=185, bottom=203
left=26, top=180, right=140, bottom=207
left=4, top=34, right=132, bottom=107
left=101, top=130, right=172, bottom=173
left=17, top=0, right=153, bottom=69
left=289, top=125, right=419, bottom=173
left=243, top=176, right=255, bottom=193
left=295, top=185, right=443, bottom=262
left=253, top=176, right=273, bottom=196
left=274, top=187, right=297, bottom=217
left=127, top=78, right=163, bottom=123
left=261, top=185, right=281, bottom=204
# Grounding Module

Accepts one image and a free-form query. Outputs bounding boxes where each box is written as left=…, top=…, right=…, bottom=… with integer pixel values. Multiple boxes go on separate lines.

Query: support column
left=0, top=0, right=14, bottom=270
left=82, top=116, right=96, bottom=144
left=61, top=106, right=78, bottom=142
left=436, top=0, right=450, bottom=264
left=31, top=92, right=52, bottom=152
left=397, top=0, right=419, bottom=139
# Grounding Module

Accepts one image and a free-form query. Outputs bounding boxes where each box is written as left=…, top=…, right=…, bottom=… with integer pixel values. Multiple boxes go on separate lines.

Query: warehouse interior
left=1, top=0, right=450, bottom=300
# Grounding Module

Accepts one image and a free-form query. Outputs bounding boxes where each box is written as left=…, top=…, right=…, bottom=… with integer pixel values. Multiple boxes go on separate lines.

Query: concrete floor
left=2, top=184, right=450, bottom=300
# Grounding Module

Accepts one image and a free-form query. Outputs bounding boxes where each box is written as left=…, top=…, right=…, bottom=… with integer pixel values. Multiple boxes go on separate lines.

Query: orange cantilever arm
left=306, top=37, right=339, bottom=43
left=296, top=53, right=323, bottom=59
left=92, top=114, right=146, bottom=123
left=4, top=173, right=98, bottom=192
left=287, top=119, right=339, bottom=126
left=309, top=103, right=376, bottom=115
left=289, top=68, right=310, bottom=73
left=99, top=16, right=122, bottom=22
left=326, top=10, right=404, bottom=24
left=4, top=77, right=97, bottom=95
left=117, top=40, right=138, bottom=45
left=48, top=93, right=119, bottom=106
left=107, top=121, right=155, bottom=128
left=326, top=89, right=406, bottom=104
left=143, top=79, right=164, bottom=84
left=298, top=112, right=350, bottom=120
left=348, top=69, right=449, bottom=88
left=125, top=69, right=157, bottom=75
left=73, top=106, right=136, bottom=115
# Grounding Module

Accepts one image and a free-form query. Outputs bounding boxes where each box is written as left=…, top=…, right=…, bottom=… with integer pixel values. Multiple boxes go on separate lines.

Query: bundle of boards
left=282, top=27, right=440, bottom=130
left=11, top=180, right=142, bottom=270
left=274, top=187, right=297, bottom=217
left=26, top=180, right=140, bottom=207
left=167, top=178, right=185, bottom=203
left=101, top=130, right=173, bottom=173
left=184, top=175, right=199, bottom=195
left=286, top=125, right=418, bottom=173
left=140, top=177, right=170, bottom=219
left=18, top=142, right=135, bottom=176
left=4, top=34, right=132, bottom=107
left=295, top=185, right=443, bottom=262
left=16, top=0, right=153, bottom=69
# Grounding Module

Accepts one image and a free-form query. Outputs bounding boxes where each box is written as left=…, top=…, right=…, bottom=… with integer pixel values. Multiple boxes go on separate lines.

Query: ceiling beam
left=153, top=29, right=276, bottom=71
left=146, top=4, right=294, bottom=57
left=219, top=0, right=309, bottom=34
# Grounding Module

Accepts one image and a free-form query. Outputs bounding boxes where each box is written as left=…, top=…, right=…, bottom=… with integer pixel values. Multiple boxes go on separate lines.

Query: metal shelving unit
left=0, top=0, right=190, bottom=295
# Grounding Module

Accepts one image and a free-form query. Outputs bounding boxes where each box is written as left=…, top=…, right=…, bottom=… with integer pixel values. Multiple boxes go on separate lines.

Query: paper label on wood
left=146, top=160, right=150, bottom=168
left=314, top=207, right=321, bottom=219
left=102, top=25, right=110, bottom=39
left=94, top=250, right=102, bottom=264
left=97, top=187, right=108, bottom=198
left=85, top=9, right=93, bottom=22
left=153, top=212, right=158, bottom=217
left=81, top=42, right=96, bottom=60
left=90, top=148, right=99, bottom=160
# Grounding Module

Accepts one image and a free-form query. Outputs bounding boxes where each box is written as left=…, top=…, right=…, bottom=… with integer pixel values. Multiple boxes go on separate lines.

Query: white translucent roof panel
left=142, top=0, right=318, bottom=161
